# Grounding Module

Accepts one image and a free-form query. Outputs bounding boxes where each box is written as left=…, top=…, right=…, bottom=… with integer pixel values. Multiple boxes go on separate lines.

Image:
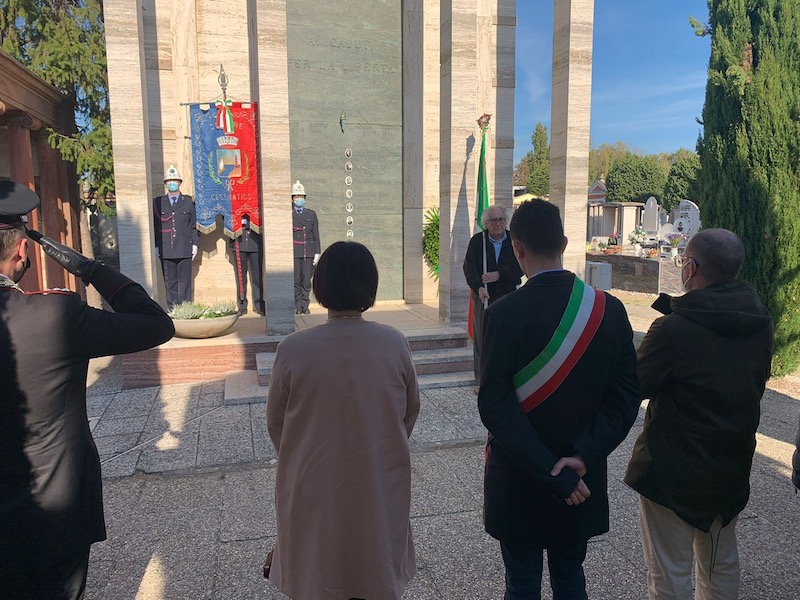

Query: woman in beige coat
left=266, top=241, right=420, bottom=600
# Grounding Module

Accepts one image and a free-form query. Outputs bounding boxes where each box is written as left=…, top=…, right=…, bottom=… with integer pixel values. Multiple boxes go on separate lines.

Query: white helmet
left=164, top=165, right=182, bottom=182
left=291, top=180, right=306, bottom=196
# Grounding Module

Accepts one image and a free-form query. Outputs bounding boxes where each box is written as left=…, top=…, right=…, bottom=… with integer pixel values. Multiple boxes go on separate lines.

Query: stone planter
left=172, top=314, right=240, bottom=339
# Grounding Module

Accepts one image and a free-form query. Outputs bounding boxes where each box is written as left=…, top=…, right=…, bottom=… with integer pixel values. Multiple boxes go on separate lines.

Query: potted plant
left=169, top=300, right=240, bottom=339
left=666, top=232, right=686, bottom=257
left=628, top=227, right=646, bottom=256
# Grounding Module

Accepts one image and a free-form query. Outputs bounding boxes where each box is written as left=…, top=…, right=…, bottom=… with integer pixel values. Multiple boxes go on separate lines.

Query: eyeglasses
left=488, top=217, right=506, bottom=224
left=675, top=256, right=700, bottom=269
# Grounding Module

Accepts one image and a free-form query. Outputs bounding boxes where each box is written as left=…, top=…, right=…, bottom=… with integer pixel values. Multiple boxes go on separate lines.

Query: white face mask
left=680, top=260, right=694, bottom=292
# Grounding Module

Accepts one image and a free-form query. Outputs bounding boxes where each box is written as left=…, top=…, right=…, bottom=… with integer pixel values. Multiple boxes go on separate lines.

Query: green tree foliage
left=587, top=141, right=631, bottom=184
left=663, top=148, right=701, bottom=212
left=422, top=206, right=439, bottom=281
left=513, top=151, right=532, bottom=186
left=698, top=0, right=800, bottom=375
left=526, top=122, right=550, bottom=196
left=605, top=153, right=668, bottom=203
left=0, top=0, right=114, bottom=205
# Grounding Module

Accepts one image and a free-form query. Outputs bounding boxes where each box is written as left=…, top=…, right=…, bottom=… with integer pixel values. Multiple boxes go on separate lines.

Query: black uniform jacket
left=463, top=230, right=522, bottom=302
left=230, top=223, right=262, bottom=253
left=478, top=271, right=640, bottom=546
left=0, top=265, right=174, bottom=563
left=292, top=208, right=320, bottom=259
left=153, top=194, right=200, bottom=259
left=625, top=280, right=773, bottom=531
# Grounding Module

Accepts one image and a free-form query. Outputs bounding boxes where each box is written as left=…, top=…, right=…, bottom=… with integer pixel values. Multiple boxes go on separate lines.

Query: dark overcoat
left=153, top=194, right=200, bottom=259
left=0, top=265, right=175, bottom=593
left=478, top=271, right=640, bottom=546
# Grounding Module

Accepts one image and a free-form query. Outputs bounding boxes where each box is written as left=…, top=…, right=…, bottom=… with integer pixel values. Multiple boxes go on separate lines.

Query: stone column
left=402, top=0, right=425, bottom=303
left=254, top=0, right=295, bottom=334
left=104, top=0, right=157, bottom=295
left=36, top=137, right=67, bottom=289
left=439, top=0, right=480, bottom=326
left=422, top=1, right=441, bottom=302
left=492, top=0, right=516, bottom=207
left=8, top=118, right=43, bottom=290
left=550, top=0, right=594, bottom=278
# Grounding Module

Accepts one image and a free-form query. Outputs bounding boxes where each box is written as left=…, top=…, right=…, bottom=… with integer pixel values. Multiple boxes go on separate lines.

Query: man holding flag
left=478, top=199, right=640, bottom=599
left=463, top=205, right=521, bottom=392
left=463, top=113, right=522, bottom=393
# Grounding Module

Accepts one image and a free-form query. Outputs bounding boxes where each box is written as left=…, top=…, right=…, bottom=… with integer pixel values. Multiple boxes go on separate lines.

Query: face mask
left=166, top=181, right=180, bottom=193
left=680, top=262, right=693, bottom=292
left=293, top=198, right=305, bottom=208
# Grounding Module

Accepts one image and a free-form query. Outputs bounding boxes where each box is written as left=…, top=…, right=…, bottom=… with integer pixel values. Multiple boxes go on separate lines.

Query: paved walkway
left=84, top=292, right=800, bottom=599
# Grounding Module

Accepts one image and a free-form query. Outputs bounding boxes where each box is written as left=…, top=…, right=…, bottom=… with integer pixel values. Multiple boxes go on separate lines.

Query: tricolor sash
left=514, top=277, right=605, bottom=413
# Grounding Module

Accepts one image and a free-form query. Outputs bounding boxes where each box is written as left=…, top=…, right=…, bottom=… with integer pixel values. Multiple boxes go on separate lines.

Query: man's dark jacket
left=0, top=265, right=175, bottom=593
left=625, top=280, right=773, bottom=532
left=153, top=193, right=200, bottom=259
left=479, top=271, right=641, bottom=546
left=463, top=230, right=522, bottom=301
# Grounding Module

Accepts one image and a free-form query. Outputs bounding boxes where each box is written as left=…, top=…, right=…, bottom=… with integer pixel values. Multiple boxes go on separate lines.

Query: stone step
left=404, top=327, right=469, bottom=351
left=224, top=369, right=476, bottom=405
left=224, top=370, right=265, bottom=405
left=417, top=371, right=476, bottom=390
left=256, top=345, right=473, bottom=386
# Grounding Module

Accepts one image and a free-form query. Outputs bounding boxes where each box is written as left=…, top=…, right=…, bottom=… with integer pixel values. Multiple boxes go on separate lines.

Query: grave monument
left=103, top=0, right=595, bottom=334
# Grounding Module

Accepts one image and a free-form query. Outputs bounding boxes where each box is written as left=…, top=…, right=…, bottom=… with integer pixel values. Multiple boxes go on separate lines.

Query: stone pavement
left=84, top=295, right=800, bottom=599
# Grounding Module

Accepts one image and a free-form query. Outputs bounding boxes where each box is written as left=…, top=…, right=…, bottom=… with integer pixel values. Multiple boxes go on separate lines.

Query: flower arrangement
left=628, top=227, right=647, bottom=245
left=169, top=300, right=238, bottom=320
left=477, top=113, right=492, bottom=132
left=666, top=232, right=686, bottom=247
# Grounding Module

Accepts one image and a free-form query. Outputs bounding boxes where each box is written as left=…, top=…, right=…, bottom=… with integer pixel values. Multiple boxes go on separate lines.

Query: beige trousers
left=638, top=496, right=740, bottom=600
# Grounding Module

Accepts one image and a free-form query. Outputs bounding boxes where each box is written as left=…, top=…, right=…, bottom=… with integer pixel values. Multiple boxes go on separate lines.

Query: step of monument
left=404, top=327, right=469, bottom=351
left=224, top=370, right=265, bottom=405
left=224, top=368, right=477, bottom=405
left=255, top=345, right=474, bottom=387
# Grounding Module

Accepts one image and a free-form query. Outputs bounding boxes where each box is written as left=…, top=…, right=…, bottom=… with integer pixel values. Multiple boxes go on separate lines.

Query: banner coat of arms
left=189, top=101, right=261, bottom=238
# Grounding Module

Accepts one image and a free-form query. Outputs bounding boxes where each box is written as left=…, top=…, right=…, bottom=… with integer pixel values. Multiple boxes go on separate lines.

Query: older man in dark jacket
left=463, top=205, right=523, bottom=388
left=625, top=228, right=773, bottom=600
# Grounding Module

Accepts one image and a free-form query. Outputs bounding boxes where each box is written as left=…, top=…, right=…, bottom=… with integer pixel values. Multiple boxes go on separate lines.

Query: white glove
left=192, top=245, right=198, bottom=260
left=313, top=253, right=321, bottom=266
left=155, top=248, right=160, bottom=259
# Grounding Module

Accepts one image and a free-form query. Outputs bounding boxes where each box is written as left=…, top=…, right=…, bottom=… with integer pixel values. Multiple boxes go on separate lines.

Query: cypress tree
left=698, top=0, right=800, bottom=375
left=526, top=122, right=550, bottom=196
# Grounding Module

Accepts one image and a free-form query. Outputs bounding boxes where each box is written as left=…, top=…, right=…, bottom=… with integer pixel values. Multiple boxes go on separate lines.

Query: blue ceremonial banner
left=189, top=102, right=261, bottom=238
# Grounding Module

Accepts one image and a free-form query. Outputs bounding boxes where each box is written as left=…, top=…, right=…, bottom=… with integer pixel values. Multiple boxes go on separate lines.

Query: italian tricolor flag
left=514, top=276, right=605, bottom=412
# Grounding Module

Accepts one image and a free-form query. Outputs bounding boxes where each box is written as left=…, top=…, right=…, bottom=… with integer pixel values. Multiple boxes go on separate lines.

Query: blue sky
left=514, top=1, right=712, bottom=163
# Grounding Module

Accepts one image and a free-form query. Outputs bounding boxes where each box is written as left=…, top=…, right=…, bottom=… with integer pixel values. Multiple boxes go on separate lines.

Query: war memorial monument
left=104, top=0, right=595, bottom=336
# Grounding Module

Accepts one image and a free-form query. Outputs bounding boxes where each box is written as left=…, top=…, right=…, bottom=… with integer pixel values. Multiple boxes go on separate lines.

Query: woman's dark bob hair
left=312, top=241, right=378, bottom=312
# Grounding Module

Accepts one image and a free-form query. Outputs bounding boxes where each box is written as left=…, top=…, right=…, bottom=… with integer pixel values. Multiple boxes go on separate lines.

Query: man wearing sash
left=479, top=199, right=640, bottom=600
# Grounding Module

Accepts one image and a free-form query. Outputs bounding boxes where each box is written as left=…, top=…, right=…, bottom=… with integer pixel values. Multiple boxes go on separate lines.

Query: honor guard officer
left=291, top=179, right=321, bottom=315
left=0, top=181, right=175, bottom=600
left=153, top=164, right=200, bottom=309
left=230, top=214, right=265, bottom=315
